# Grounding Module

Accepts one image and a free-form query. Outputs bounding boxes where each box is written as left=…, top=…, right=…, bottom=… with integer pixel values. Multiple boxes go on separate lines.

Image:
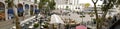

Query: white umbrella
left=50, top=14, right=64, bottom=24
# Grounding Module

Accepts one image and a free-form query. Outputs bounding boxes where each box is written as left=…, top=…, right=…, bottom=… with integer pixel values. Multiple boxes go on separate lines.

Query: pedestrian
left=12, top=21, right=15, bottom=24
left=65, top=24, right=69, bottom=29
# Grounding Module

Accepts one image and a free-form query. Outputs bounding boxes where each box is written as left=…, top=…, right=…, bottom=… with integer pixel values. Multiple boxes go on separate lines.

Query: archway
left=30, top=5, right=33, bottom=15
left=0, top=2, right=5, bottom=20
left=8, top=2, right=14, bottom=20
left=25, top=4, right=29, bottom=15
left=34, top=5, right=39, bottom=14
left=25, top=4, right=29, bottom=9
left=35, top=5, right=37, bottom=8
left=17, top=3, right=23, bottom=17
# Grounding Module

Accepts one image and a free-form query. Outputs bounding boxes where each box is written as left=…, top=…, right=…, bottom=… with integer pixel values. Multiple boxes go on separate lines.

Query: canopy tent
left=50, top=14, right=64, bottom=24
left=20, top=16, right=35, bottom=24
left=76, top=25, right=87, bottom=29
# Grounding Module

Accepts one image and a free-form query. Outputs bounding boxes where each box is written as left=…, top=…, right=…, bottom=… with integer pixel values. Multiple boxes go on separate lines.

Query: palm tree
left=38, top=0, right=49, bottom=14
left=38, top=0, right=51, bottom=29
left=47, top=0, right=56, bottom=16
left=5, top=0, right=21, bottom=29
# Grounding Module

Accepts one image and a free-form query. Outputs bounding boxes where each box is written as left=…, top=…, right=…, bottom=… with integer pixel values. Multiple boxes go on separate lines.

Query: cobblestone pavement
left=0, top=17, right=30, bottom=29
left=53, top=9, right=93, bottom=23
left=0, top=19, right=14, bottom=29
left=51, top=9, right=94, bottom=29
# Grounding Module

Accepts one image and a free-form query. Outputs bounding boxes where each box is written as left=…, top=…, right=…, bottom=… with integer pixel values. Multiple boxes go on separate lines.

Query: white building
left=0, top=0, right=39, bottom=21
left=55, top=0, right=82, bottom=12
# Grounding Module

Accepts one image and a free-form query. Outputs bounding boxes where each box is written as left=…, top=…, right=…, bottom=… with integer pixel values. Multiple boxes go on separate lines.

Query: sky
left=79, top=0, right=103, bottom=7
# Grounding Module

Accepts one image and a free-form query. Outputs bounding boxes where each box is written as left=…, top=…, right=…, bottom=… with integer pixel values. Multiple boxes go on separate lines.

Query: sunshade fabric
left=50, top=14, right=64, bottom=24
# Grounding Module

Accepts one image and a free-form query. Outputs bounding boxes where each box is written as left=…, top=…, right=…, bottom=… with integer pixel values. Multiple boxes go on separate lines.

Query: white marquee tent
left=50, top=14, right=64, bottom=24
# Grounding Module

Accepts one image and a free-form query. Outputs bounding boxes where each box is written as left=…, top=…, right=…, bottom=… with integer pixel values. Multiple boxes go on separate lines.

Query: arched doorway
left=35, top=5, right=37, bottom=9
left=17, top=4, right=23, bottom=17
left=25, top=4, right=29, bottom=15
left=30, top=5, right=33, bottom=15
left=34, top=5, right=39, bottom=14
left=8, top=2, right=14, bottom=20
left=25, top=4, right=29, bottom=9
left=0, top=2, right=5, bottom=21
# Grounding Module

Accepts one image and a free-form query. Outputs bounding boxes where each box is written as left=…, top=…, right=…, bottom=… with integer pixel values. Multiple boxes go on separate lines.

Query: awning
left=35, top=9, right=40, bottom=14
left=50, top=14, right=64, bottom=24
left=76, top=25, right=87, bottom=29
left=8, top=8, right=14, bottom=14
left=17, top=8, right=24, bottom=13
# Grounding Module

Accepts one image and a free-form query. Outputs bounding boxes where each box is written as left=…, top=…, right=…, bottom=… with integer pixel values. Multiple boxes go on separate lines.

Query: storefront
left=25, top=4, right=29, bottom=16
left=0, top=2, right=5, bottom=21
left=34, top=5, right=39, bottom=14
left=30, top=5, right=34, bottom=15
left=17, top=3, right=24, bottom=17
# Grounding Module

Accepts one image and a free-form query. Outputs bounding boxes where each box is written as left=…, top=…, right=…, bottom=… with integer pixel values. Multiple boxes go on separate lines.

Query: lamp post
left=80, top=11, right=85, bottom=24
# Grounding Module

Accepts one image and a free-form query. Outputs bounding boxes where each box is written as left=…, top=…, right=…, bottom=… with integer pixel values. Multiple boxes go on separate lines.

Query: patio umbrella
left=50, top=14, right=64, bottom=24
left=76, top=25, right=87, bottom=29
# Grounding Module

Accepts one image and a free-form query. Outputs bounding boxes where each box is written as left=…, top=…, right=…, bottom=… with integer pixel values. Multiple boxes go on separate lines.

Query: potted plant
left=33, top=23, right=39, bottom=28
left=108, top=16, right=112, bottom=19
left=43, top=23, right=48, bottom=28
left=65, top=24, right=69, bottom=29
left=93, top=18, right=96, bottom=24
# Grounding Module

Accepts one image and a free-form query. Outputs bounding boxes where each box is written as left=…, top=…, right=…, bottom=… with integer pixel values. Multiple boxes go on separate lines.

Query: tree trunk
left=13, top=6, right=21, bottom=29
left=100, top=10, right=108, bottom=29
left=94, top=3, right=99, bottom=29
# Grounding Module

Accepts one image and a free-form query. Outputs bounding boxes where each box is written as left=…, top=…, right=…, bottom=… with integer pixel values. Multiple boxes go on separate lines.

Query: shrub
left=34, top=23, right=39, bottom=28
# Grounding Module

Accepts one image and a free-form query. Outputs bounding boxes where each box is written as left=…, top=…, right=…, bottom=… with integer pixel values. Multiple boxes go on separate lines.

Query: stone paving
left=53, top=9, right=93, bottom=23
left=0, top=16, right=31, bottom=29
left=0, top=19, right=14, bottom=29
left=51, top=9, right=96, bottom=29
left=0, top=9, right=96, bottom=29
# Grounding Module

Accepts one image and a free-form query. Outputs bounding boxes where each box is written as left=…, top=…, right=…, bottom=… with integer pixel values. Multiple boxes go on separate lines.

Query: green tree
left=5, top=0, right=21, bottom=29
left=84, top=3, right=90, bottom=8
left=34, top=23, right=39, bottom=28
left=48, top=0, right=56, bottom=10
left=38, top=0, right=56, bottom=16
left=100, top=0, right=120, bottom=28
left=46, top=0, right=56, bottom=16
left=91, top=0, right=120, bottom=29
left=38, top=0, right=49, bottom=14
left=66, top=6, right=69, bottom=10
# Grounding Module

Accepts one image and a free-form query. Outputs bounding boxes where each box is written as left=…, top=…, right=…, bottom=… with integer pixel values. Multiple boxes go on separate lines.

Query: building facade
left=55, top=0, right=82, bottom=12
left=0, top=0, right=40, bottom=21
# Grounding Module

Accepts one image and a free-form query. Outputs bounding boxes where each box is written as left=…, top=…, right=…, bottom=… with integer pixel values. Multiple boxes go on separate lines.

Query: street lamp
left=79, top=11, right=85, bottom=24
